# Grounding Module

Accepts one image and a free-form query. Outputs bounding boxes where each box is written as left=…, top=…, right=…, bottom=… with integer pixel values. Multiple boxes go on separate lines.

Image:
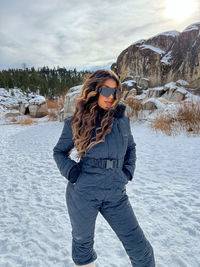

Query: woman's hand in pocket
left=68, top=163, right=81, bottom=184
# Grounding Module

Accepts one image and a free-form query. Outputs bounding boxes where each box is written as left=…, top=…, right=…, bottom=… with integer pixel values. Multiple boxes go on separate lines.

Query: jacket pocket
left=118, top=169, right=129, bottom=185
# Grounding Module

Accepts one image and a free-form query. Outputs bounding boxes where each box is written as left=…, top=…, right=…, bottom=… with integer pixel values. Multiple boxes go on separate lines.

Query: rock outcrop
left=60, top=85, right=82, bottom=121
left=111, top=22, right=200, bottom=92
left=0, top=88, right=48, bottom=118
left=123, top=79, right=197, bottom=113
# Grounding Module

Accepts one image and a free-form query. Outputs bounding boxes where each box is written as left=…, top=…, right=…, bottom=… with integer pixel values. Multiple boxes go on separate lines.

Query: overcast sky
left=0, top=0, right=199, bottom=71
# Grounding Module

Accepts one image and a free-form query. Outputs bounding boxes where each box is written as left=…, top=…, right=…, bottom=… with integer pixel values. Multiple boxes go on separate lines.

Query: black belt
left=80, top=157, right=124, bottom=169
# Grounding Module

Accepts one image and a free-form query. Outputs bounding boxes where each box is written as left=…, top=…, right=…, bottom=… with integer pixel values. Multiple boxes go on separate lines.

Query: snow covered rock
left=0, top=88, right=48, bottom=118
left=28, top=95, right=48, bottom=118
left=122, top=75, right=149, bottom=94
left=122, top=79, right=137, bottom=91
left=28, top=103, right=48, bottom=118
left=63, top=85, right=82, bottom=119
left=162, top=82, right=187, bottom=101
left=146, top=87, right=165, bottom=98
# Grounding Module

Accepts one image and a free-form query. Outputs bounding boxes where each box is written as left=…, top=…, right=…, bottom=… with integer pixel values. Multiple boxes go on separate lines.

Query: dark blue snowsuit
left=53, top=104, right=156, bottom=266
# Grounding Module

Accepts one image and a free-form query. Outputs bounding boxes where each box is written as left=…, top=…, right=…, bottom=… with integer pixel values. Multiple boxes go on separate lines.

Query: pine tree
left=0, top=66, right=91, bottom=98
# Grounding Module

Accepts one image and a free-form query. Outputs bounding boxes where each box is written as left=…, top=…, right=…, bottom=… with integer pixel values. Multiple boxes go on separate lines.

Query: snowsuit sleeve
left=123, top=117, right=137, bottom=181
left=53, top=117, right=78, bottom=181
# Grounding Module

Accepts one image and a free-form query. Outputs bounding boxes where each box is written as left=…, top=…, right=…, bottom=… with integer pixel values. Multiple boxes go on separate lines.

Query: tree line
left=0, top=66, right=91, bottom=99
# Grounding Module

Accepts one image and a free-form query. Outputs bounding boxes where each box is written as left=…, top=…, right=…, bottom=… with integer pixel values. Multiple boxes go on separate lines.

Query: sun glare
left=165, top=0, right=196, bottom=21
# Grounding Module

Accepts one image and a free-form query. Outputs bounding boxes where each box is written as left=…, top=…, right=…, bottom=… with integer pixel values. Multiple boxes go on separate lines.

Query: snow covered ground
left=0, top=120, right=200, bottom=267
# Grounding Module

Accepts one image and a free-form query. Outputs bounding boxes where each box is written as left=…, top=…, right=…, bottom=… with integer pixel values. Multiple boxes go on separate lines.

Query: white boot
left=74, top=260, right=95, bottom=267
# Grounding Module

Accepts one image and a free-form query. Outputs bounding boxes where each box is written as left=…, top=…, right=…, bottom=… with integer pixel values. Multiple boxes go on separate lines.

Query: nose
left=108, top=93, right=114, bottom=100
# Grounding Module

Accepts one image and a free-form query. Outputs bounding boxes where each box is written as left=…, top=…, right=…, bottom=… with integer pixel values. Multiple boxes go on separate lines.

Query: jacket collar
left=97, top=103, right=126, bottom=121
left=113, top=103, right=126, bottom=118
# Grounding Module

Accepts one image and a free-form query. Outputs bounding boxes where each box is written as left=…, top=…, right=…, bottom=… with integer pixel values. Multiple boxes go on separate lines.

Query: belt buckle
left=104, top=159, right=114, bottom=169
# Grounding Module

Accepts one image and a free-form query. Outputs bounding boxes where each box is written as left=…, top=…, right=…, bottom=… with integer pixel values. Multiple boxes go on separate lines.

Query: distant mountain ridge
left=111, top=22, right=200, bottom=91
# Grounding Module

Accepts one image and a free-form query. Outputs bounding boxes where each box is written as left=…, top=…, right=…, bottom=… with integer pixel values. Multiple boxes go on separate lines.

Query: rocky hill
left=111, top=22, right=200, bottom=93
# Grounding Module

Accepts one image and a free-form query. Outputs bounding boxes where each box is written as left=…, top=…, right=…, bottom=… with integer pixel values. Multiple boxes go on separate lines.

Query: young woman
left=53, top=69, right=156, bottom=267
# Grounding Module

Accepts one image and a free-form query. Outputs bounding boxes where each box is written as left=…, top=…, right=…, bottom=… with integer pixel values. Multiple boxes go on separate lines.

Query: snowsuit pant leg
left=100, top=190, right=156, bottom=267
left=66, top=182, right=98, bottom=266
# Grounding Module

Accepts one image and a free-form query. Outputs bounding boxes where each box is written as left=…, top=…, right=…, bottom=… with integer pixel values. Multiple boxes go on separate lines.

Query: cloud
left=0, top=0, right=199, bottom=71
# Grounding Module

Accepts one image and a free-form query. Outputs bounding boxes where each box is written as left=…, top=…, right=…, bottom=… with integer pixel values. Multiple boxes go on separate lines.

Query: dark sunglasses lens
left=99, top=87, right=122, bottom=98
left=99, top=87, right=115, bottom=97
left=103, top=87, right=115, bottom=97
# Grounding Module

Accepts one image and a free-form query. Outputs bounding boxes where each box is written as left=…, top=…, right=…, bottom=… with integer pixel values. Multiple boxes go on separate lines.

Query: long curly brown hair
left=71, top=69, right=123, bottom=159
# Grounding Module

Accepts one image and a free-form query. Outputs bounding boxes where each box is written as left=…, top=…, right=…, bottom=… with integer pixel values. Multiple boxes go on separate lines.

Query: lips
left=105, top=101, right=113, bottom=104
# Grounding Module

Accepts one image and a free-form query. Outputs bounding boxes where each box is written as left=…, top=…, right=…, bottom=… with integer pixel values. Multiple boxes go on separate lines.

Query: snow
left=175, top=87, right=188, bottom=94
left=161, top=50, right=172, bottom=65
left=164, top=81, right=177, bottom=89
left=135, top=92, right=147, bottom=99
left=132, top=39, right=146, bottom=46
left=69, top=85, right=82, bottom=92
left=0, top=120, right=200, bottom=266
left=152, top=31, right=180, bottom=38
left=139, top=44, right=165, bottom=55
left=0, top=88, right=10, bottom=97
left=29, top=95, right=46, bottom=104
left=184, top=91, right=200, bottom=103
left=141, top=77, right=149, bottom=81
left=183, top=23, right=200, bottom=33
left=66, top=85, right=82, bottom=97
left=176, top=80, right=189, bottom=87
left=0, top=87, right=46, bottom=111
left=4, top=109, right=20, bottom=114
left=122, top=80, right=136, bottom=86
left=163, top=82, right=188, bottom=95
left=0, top=88, right=28, bottom=108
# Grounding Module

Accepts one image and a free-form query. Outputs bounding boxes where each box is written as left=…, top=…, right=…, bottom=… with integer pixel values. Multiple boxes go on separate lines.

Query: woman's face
left=97, top=78, right=117, bottom=110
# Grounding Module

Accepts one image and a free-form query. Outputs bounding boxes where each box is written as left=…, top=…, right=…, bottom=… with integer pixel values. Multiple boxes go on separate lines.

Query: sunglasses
left=98, top=87, right=122, bottom=99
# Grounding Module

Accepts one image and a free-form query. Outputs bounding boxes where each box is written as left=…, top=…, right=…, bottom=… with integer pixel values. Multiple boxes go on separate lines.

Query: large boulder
left=28, top=96, right=48, bottom=118
left=111, top=22, right=200, bottom=92
left=162, top=82, right=187, bottom=101
left=122, top=79, right=137, bottom=91
left=142, top=98, right=166, bottom=110
left=64, top=85, right=82, bottom=118
left=122, top=75, right=149, bottom=93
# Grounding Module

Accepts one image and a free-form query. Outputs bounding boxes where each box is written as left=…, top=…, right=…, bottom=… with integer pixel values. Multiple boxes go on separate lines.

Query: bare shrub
left=149, top=113, right=174, bottom=135
left=19, top=118, right=38, bottom=125
left=46, top=93, right=66, bottom=121
left=125, top=97, right=143, bottom=118
left=47, top=92, right=66, bottom=109
left=6, top=117, right=38, bottom=125
left=46, top=99, right=58, bottom=109
left=10, top=117, right=18, bottom=123
left=150, top=99, right=200, bottom=136
left=47, top=110, right=59, bottom=121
